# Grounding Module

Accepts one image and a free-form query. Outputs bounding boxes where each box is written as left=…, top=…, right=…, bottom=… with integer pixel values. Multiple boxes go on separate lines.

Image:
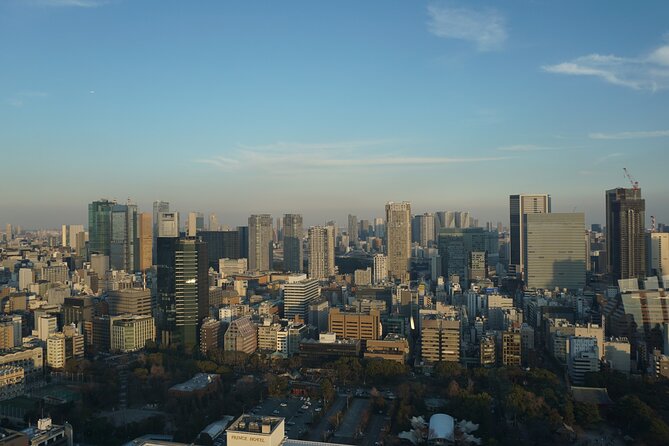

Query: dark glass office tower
left=199, top=230, right=240, bottom=269
left=283, top=214, right=303, bottom=272
left=156, top=237, right=208, bottom=348
left=88, top=199, right=116, bottom=258
left=110, top=203, right=138, bottom=272
left=238, top=226, right=249, bottom=259
left=606, top=188, right=646, bottom=281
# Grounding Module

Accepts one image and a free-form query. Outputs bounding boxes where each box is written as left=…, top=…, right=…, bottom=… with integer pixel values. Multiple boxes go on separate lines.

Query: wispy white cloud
left=496, top=144, right=556, bottom=152
left=5, top=90, right=49, bottom=107
left=195, top=140, right=508, bottom=172
left=427, top=2, right=507, bottom=52
left=589, top=130, right=669, bottom=140
left=542, top=43, right=669, bottom=91
left=34, top=0, right=108, bottom=7
left=595, top=152, right=623, bottom=165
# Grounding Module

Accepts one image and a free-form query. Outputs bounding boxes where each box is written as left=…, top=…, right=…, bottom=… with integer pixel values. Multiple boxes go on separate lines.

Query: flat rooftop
left=228, top=415, right=283, bottom=434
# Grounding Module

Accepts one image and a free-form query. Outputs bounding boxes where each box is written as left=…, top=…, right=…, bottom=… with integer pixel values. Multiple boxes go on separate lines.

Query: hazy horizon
left=2, top=0, right=668, bottom=229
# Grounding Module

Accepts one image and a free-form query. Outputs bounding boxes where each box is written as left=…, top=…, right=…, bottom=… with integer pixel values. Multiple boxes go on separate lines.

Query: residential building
left=480, top=335, right=496, bottom=367
left=200, top=318, right=226, bottom=355
left=386, top=202, right=411, bottom=283
left=502, top=331, right=522, bottom=366
left=373, top=254, right=388, bottom=284
left=354, top=267, right=372, bottom=286
left=248, top=215, right=273, bottom=271
left=420, top=314, right=460, bottom=363
left=223, top=316, right=257, bottom=354
left=308, top=226, right=335, bottom=280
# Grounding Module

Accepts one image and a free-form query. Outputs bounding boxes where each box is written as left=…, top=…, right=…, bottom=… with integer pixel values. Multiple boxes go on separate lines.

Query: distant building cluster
left=1, top=184, right=668, bottom=440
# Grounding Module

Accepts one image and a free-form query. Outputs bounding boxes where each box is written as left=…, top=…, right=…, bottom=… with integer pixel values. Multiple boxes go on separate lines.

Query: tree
left=574, top=402, right=601, bottom=427
left=321, top=378, right=336, bottom=407
left=434, top=361, right=463, bottom=381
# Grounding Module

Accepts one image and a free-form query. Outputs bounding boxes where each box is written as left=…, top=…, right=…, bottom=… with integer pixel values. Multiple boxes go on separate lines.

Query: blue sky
left=1, top=0, right=668, bottom=229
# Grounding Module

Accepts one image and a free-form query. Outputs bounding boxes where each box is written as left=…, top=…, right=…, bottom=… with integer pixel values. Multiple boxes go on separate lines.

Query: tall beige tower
left=509, top=193, right=551, bottom=277
left=138, top=212, right=153, bottom=271
left=249, top=214, right=273, bottom=271
left=308, top=225, right=335, bottom=280
left=385, top=201, right=411, bottom=283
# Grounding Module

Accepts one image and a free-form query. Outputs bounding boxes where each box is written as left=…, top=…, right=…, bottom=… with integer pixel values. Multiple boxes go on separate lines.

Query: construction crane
left=623, top=167, right=639, bottom=190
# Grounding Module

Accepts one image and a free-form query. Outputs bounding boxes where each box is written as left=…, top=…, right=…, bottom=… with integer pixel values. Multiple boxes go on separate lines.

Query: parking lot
left=251, top=396, right=323, bottom=439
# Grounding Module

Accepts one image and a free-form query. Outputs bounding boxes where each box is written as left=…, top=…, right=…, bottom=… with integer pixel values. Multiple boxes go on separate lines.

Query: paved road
left=334, top=398, right=368, bottom=440
left=362, top=414, right=386, bottom=446
left=307, top=395, right=345, bottom=442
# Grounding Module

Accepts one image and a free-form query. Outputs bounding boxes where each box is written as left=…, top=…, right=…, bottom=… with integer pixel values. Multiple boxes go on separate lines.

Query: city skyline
left=2, top=0, right=669, bottom=228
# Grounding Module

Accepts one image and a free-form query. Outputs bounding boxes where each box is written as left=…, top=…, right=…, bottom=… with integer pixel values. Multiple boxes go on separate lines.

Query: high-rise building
left=502, top=331, right=522, bottom=366
left=138, top=212, right=152, bottom=271
left=329, top=308, right=380, bottom=341
left=606, top=188, right=646, bottom=281
left=152, top=201, right=169, bottom=261
left=283, top=279, right=319, bottom=322
left=237, top=226, right=249, bottom=259
left=373, top=254, right=388, bottom=284
left=524, top=213, right=586, bottom=290
left=283, top=214, right=303, bottom=272
left=200, top=230, right=240, bottom=269
left=110, top=203, right=138, bottom=272
left=158, top=212, right=179, bottom=238
left=416, top=213, right=435, bottom=247
left=509, top=194, right=551, bottom=276
left=386, top=201, right=411, bottom=283
left=438, top=228, right=489, bottom=284
left=223, top=316, right=257, bottom=354
left=420, top=314, right=460, bottom=363
left=111, top=315, right=155, bottom=352
left=107, top=288, right=152, bottom=316
left=308, top=226, right=335, bottom=280
left=61, top=224, right=85, bottom=250
left=88, top=199, right=116, bottom=257
left=348, top=214, right=358, bottom=247
left=187, top=212, right=204, bottom=237
left=373, top=217, right=385, bottom=239
left=647, top=232, right=669, bottom=277
left=248, top=215, right=273, bottom=271
left=156, top=237, right=208, bottom=348
left=208, top=213, right=220, bottom=231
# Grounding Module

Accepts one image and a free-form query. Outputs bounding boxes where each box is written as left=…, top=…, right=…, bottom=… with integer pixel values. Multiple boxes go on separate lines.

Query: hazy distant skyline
left=2, top=1, right=668, bottom=229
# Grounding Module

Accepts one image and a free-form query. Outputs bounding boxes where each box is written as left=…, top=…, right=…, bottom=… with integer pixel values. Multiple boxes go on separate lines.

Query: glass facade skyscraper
left=88, top=199, right=116, bottom=258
